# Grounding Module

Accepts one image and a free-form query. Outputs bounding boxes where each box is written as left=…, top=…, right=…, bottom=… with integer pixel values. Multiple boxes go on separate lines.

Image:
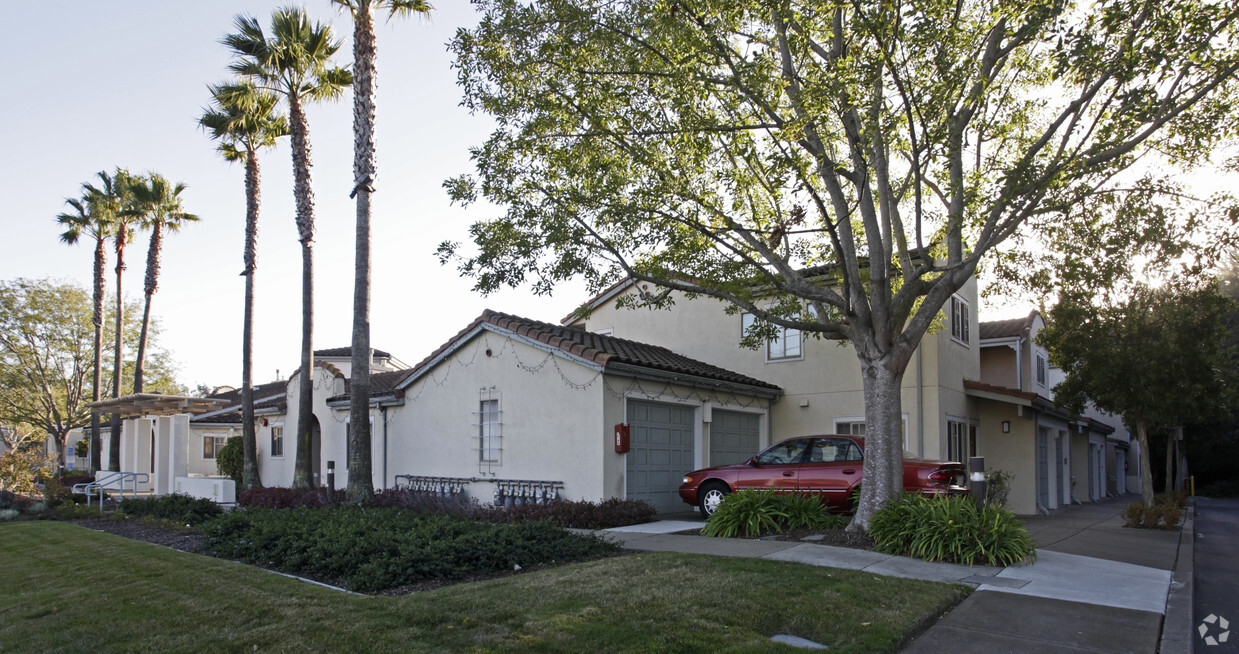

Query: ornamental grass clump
left=867, top=494, right=1035, bottom=567
left=701, top=490, right=847, bottom=538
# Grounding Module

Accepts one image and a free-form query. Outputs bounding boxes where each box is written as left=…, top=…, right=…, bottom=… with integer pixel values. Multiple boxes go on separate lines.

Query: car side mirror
left=746, top=456, right=757, bottom=466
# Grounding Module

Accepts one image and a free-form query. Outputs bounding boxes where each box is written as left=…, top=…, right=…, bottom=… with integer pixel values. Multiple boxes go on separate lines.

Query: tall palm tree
left=84, top=168, right=137, bottom=471
left=333, top=0, right=431, bottom=502
left=224, top=8, right=351, bottom=490
left=200, top=80, right=289, bottom=491
left=128, top=173, right=199, bottom=394
left=56, top=192, right=113, bottom=473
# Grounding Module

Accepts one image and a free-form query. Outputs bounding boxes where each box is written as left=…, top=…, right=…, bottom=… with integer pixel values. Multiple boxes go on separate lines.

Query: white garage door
left=710, top=410, right=760, bottom=466
left=626, top=400, right=696, bottom=514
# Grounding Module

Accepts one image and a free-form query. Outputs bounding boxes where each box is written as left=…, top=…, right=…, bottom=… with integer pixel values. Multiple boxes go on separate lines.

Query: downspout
left=1016, top=337, right=1024, bottom=390
left=916, top=345, right=924, bottom=457
left=381, top=405, right=388, bottom=491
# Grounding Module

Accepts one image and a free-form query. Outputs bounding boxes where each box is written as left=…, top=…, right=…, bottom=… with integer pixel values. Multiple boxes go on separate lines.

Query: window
left=202, top=435, right=226, bottom=460
left=834, top=417, right=910, bottom=449
left=947, top=419, right=977, bottom=462
left=1036, top=353, right=1047, bottom=386
left=270, top=426, right=284, bottom=458
left=950, top=296, right=970, bottom=344
left=808, top=437, right=863, bottom=463
left=756, top=438, right=810, bottom=465
left=479, top=399, right=500, bottom=463
left=742, top=313, right=802, bottom=360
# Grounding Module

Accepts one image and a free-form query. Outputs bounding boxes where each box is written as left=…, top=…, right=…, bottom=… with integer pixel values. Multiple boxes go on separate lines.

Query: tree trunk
left=90, top=236, right=106, bottom=473
left=109, top=230, right=127, bottom=471
left=1164, top=428, right=1175, bottom=494
left=846, top=347, right=909, bottom=532
left=347, top=1, right=378, bottom=503
left=1135, top=417, right=1155, bottom=507
left=241, top=148, right=263, bottom=491
left=289, top=94, right=317, bottom=491
left=292, top=241, right=315, bottom=490
left=133, top=224, right=163, bottom=394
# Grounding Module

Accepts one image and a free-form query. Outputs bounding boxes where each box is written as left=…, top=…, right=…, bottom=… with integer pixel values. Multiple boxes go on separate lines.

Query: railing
left=72, top=472, right=150, bottom=506
left=393, top=475, right=564, bottom=506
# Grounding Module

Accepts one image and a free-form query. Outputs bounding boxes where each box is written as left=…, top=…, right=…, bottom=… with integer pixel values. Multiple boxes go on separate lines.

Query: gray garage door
left=627, top=400, right=696, bottom=514
left=710, top=410, right=760, bottom=466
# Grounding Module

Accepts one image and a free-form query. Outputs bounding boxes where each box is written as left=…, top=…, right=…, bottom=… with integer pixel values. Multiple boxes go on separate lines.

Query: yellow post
left=1190, top=476, right=1195, bottom=497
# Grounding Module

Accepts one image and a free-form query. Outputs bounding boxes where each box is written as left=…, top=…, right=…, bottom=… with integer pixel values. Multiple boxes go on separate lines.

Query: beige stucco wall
left=571, top=278, right=980, bottom=460
left=979, top=347, right=1018, bottom=388
left=975, top=401, right=1039, bottom=515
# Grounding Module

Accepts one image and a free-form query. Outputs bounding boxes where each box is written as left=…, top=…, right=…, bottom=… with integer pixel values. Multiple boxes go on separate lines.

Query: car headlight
left=682, top=476, right=693, bottom=484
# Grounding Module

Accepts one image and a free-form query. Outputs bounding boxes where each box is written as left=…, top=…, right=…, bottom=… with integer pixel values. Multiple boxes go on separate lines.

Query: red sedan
left=678, top=435, right=969, bottom=517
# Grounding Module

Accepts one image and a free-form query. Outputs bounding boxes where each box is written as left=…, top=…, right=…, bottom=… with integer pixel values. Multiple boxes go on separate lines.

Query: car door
left=797, top=437, right=864, bottom=510
left=734, top=438, right=810, bottom=493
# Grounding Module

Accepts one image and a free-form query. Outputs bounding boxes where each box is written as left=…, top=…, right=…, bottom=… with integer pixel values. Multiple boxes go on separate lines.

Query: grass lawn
left=0, top=521, right=968, bottom=653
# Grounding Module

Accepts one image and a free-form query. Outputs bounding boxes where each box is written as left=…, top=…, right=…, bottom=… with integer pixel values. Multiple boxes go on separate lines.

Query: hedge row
left=203, top=506, right=619, bottom=592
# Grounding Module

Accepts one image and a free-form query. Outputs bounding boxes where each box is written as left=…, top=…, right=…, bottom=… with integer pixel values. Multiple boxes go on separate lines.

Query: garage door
left=627, top=400, right=696, bottom=514
left=710, top=410, right=760, bottom=466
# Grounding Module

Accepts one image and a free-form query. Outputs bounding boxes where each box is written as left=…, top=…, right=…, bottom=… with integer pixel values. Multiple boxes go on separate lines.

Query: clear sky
left=0, top=2, right=588, bottom=390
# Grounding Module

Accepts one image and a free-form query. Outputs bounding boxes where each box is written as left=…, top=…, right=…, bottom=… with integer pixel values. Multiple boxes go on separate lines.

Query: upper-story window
left=479, top=398, right=501, bottom=463
left=1036, top=353, right=1047, bottom=387
left=270, top=425, right=284, bottom=458
left=950, top=295, right=970, bottom=344
left=742, top=312, right=803, bottom=361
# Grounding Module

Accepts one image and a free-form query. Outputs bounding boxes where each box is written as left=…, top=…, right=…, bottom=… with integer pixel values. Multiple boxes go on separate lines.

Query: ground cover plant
left=203, top=506, right=620, bottom=592
left=118, top=493, right=223, bottom=526
left=0, top=521, right=968, bottom=653
left=702, top=490, right=848, bottom=538
left=867, top=494, right=1035, bottom=567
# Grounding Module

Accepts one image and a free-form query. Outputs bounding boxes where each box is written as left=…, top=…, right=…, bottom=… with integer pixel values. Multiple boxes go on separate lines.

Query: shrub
left=42, top=478, right=72, bottom=505
left=0, top=508, right=17, bottom=521
left=237, top=487, right=328, bottom=509
left=486, top=497, right=658, bottom=529
left=1159, top=502, right=1183, bottom=530
left=215, top=436, right=243, bottom=483
left=365, top=489, right=479, bottom=517
left=0, top=489, right=16, bottom=511
left=778, top=492, right=849, bottom=530
left=55, top=500, right=104, bottom=520
left=118, top=493, right=223, bottom=525
left=1121, top=502, right=1148, bottom=528
left=74, top=439, right=89, bottom=458
left=984, top=469, right=1014, bottom=509
left=702, top=490, right=788, bottom=538
left=0, top=449, right=53, bottom=494
left=867, top=493, right=1035, bottom=567
left=203, top=506, right=619, bottom=592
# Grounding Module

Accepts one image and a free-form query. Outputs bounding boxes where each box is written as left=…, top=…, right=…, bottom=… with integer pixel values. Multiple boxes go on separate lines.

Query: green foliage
left=868, top=494, right=1036, bottom=567
left=203, top=506, right=618, bottom=592
left=484, top=497, right=658, bottom=529
left=238, top=487, right=329, bottom=508
left=1121, top=494, right=1186, bottom=530
left=701, top=490, right=847, bottom=538
left=0, top=449, right=53, bottom=494
left=984, top=469, right=1014, bottom=509
left=215, top=436, right=243, bottom=483
left=74, top=439, right=88, bottom=458
left=117, top=493, right=223, bottom=526
left=54, top=500, right=104, bottom=520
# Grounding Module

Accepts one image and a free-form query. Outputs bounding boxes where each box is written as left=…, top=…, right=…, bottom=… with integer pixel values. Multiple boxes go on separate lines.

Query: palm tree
left=223, top=8, right=351, bottom=490
left=128, top=173, right=199, bottom=394
left=56, top=192, right=114, bottom=473
left=200, top=80, right=289, bottom=491
left=333, top=0, right=431, bottom=502
left=83, top=169, right=137, bottom=471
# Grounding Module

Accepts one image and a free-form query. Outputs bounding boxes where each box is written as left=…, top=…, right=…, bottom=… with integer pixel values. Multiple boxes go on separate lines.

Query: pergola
left=87, top=393, right=228, bottom=417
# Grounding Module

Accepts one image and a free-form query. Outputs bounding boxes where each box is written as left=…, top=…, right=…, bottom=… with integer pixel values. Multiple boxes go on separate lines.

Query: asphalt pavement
left=1193, top=497, right=1239, bottom=653
left=596, top=495, right=1193, bottom=653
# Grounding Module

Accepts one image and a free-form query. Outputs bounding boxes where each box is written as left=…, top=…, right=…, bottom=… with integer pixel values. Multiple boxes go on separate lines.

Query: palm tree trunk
left=288, top=95, right=317, bottom=491
left=133, top=224, right=164, bottom=394
left=347, top=0, right=377, bottom=503
left=241, top=148, right=262, bottom=491
left=90, top=236, right=106, bottom=473
left=109, top=230, right=127, bottom=471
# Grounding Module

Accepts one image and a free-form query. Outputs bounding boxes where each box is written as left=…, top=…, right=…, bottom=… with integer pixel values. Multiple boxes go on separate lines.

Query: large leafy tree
left=56, top=190, right=114, bottom=472
left=443, top=0, right=1239, bottom=528
left=333, top=0, right=432, bottom=502
left=0, top=279, right=183, bottom=470
left=1040, top=283, right=1239, bottom=507
left=200, top=80, right=289, bottom=492
left=83, top=169, right=139, bottom=471
left=224, top=9, right=351, bottom=490
left=128, top=173, right=199, bottom=395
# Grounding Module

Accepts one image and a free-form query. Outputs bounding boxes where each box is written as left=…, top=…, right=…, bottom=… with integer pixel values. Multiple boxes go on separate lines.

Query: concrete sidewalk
left=597, top=496, right=1192, bottom=653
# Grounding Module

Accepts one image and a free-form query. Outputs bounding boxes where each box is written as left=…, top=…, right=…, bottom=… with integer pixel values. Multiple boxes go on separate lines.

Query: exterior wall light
left=1002, top=420, right=1011, bottom=433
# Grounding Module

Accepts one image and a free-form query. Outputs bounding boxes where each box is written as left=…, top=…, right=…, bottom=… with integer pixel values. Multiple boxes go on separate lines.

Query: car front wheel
left=699, top=483, right=730, bottom=518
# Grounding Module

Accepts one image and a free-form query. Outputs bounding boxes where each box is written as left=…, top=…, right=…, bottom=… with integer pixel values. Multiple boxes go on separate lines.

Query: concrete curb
left=1159, top=499, right=1195, bottom=653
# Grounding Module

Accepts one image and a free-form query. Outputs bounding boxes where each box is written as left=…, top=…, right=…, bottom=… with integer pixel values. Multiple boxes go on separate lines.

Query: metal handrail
left=72, top=471, right=150, bottom=506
